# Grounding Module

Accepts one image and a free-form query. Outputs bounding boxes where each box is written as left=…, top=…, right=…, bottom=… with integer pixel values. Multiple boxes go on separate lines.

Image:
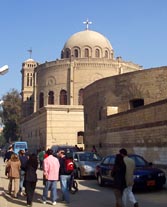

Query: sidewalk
left=0, top=157, right=69, bottom=207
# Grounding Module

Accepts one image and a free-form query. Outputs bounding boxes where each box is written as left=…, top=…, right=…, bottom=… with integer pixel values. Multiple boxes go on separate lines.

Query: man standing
left=119, top=148, right=139, bottom=207
left=40, top=149, right=60, bottom=205
left=58, top=150, right=73, bottom=203
left=4, top=145, right=14, bottom=162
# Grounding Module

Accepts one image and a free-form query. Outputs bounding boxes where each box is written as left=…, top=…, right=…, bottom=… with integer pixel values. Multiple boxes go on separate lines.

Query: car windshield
left=79, top=153, right=101, bottom=161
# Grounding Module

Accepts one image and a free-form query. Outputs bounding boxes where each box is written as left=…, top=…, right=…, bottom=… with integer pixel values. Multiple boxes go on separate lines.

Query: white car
left=73, top=151, right=102, bottom=179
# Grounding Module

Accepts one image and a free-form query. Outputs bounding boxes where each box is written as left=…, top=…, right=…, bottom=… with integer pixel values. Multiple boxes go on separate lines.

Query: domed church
left=20, top=21, right=142, bottom=152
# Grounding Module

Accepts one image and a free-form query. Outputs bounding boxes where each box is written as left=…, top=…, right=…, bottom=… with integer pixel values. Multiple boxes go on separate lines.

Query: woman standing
left=19, top=149, right=28, bottom=195
left=6, top=153, right=21, bottom=198
left=111, top=154, right=126, bottom=207
left=24, top=153, right=38, bottom=207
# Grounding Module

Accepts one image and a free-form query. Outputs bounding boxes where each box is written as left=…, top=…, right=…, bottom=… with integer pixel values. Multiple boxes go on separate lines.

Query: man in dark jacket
left=4, top=145, right=14, bottom=162
left=58, top=150, right=72, bottom=203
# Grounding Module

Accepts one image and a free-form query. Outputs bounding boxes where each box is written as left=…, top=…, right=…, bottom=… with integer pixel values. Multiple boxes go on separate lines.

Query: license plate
left=147, top=180, right=155, bottom=186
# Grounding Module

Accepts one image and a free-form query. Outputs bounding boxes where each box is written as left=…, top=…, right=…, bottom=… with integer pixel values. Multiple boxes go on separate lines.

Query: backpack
left=65, top=158, right=74, bottom=173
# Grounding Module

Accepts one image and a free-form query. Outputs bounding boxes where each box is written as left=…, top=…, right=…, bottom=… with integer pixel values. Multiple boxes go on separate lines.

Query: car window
left=78, top=153, right=101, bottom=161
left=109, top=156, right=115, bottom=164
left=102, top=156, right=111, bottom=164
left=130, top=155, right=147, bottom=167
left=74, top=154, right=78, bottom=159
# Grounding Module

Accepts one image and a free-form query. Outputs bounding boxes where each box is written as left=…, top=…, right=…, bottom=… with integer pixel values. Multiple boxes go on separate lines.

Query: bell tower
left=21, top=58, right=38, bottom=117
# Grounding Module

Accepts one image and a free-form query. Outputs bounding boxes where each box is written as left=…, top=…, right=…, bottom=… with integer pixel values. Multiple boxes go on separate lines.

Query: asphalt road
left=0, top=157, right=167, bottom=207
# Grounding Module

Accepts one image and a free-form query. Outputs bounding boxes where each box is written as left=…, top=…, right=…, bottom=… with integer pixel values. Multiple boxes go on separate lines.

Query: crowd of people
left=3, top=145, right=76, bottom=206
left=3, top=145, right=139, bottom=207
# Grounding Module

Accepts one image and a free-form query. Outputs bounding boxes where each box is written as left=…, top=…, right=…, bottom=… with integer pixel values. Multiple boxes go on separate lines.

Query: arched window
left=61, top=51, right=64, bottom=59
left=39, top=92, right=44, bottom=108
left=27, top=73, right=33, bottom=86
left=60, top=90, right=67, bottom=105
left=95, top=49, right=100, bottom=58
left=48, top=91, right=54, bottom=105
left=105, top=50, right=108, bottom=58
left=74, top=49, right=79, bottom=58
left=129, top=99, right=144, bottom=109
left=85, top=48, right=89, bottom=58
left=78, top=88, right=84, bottom=105
left=66, top=50, right=70, bottom=58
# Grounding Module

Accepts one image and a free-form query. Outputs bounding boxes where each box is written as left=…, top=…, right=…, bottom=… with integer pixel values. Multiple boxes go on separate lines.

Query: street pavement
left=0, top=157, right=116, bottom=207
left=1, top=156, right=167, bottom=207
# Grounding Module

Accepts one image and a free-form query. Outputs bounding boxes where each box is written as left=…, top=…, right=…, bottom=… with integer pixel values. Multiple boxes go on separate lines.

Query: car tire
left=97, top=174, right=104, bottom=186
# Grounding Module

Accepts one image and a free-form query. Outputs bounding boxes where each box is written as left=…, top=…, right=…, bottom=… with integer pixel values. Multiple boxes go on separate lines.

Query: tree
left=1, top=89, right=22, bottom=142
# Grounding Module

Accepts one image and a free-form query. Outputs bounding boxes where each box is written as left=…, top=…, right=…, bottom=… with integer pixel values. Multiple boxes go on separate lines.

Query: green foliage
left=1, top=89, right=21, bottom=142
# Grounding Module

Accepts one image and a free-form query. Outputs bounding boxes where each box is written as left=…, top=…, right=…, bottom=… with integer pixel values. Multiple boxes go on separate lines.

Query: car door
left=106, top=155, right=115, bottom=181
left=101, top=155, right=114, bottom=182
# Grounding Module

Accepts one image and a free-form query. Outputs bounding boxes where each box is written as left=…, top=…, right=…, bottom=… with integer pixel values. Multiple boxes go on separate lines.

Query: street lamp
left=0, top=65, right=9, bottom=75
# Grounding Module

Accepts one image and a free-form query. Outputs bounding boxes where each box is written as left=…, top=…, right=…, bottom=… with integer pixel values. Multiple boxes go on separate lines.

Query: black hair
left=47, top=149, right=53, bottom=155
left=119, top=148, right=127, bottom=155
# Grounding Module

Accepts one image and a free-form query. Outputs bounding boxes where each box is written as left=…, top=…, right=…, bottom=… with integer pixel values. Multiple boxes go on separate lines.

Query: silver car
left=73, top=151, right=102, bottom=179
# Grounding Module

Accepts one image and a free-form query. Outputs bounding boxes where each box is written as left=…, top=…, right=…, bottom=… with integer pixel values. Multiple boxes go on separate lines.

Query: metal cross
left=27, top=48, right=32, bottom=58
left=83, top=19, right=92, bottom=30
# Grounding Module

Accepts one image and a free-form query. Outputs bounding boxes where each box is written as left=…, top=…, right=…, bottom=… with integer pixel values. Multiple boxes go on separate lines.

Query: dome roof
left=61, top=30, right=114, bottom=59
left=63, top=30, right=113, bottom=50
left=24, top=58, right=35, bottom=63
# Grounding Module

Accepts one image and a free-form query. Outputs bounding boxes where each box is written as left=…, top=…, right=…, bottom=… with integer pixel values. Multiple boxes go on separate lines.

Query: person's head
left=119, top=148, right=127, bottom=156
left=19, top=149, right=25, bottom=156
left=8, top=145, right=13, bottom=151
left=46, top=149, right=53, bottom=156
left=57, top=150, right=65, bottom=158
left=28, top=153, right=38, bottom=167
left=10, top=153, right=19, bottom=162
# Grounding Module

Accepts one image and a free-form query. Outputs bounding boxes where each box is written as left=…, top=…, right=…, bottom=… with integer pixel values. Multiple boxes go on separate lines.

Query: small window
left=130, top=99, right=144, bottom=109
left=60, top=90, right=67, bottom=105
left=39, top=92, right=44, bottom=108
left=85, top=48, right=89, bottom=57
left=99, top=107, right=103, bottom=120
left=66, top=50, right=70, bottom=58
left=77, top=131, right=84, bottom=144
left=74, top=49, right=78, bottom=58
left=105, top=50, right=108, bottom=58
left=48, top=91, right=54, bottom=105
left=95, top=49, right=100, bottom=58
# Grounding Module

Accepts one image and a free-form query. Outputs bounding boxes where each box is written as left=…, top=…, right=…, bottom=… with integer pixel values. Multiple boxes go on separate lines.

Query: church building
left=20, top=21, right=142, bottom=152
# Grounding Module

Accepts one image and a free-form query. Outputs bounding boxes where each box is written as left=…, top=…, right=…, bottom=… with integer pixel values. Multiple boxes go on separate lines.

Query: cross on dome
left=83, top=18, right=92, bottom=30
left=27, top=48, right=32, bottom=58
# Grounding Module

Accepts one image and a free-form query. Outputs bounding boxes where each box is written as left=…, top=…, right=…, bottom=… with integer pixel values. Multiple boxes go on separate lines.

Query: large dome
left=61, top=30, right=114, bottom=59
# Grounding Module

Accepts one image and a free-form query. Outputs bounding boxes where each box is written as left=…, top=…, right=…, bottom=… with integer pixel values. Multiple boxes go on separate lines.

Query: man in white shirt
left=119, top=148, right=139, bottom=207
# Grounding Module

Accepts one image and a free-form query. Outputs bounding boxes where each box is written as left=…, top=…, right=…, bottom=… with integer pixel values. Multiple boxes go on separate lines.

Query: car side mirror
left=74, top=158, right=78, bottom=162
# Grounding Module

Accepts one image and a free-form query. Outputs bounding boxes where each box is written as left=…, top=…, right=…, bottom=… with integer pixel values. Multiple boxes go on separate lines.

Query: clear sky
left=1, top=0, right=167, bottom=99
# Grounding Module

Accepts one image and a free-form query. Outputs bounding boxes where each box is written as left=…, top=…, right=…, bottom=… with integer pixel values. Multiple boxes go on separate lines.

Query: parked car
left=73, top=151, right=102, bottom=179
left=95, top=154, right=166, bottom=190
left=51, top=145, right=80, bottom=158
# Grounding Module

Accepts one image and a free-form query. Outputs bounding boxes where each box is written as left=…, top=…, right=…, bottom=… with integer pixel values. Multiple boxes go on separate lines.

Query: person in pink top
left=40, top=149, right=60, bottom=206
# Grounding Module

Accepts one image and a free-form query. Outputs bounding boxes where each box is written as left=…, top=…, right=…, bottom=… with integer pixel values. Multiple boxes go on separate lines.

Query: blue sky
left=1, top=0, right=167, bottom=99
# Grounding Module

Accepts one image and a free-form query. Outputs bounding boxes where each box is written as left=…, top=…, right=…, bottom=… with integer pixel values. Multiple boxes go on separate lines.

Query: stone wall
left=20, top=105, right=84, bottom=153
left=84, top=67, right=167, bottom=164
